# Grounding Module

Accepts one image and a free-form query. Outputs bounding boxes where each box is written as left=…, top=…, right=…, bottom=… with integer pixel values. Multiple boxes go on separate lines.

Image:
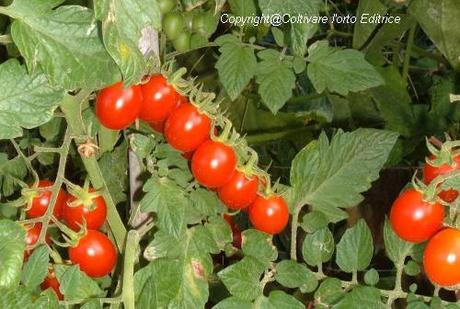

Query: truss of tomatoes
left=390, top=146, right=460, bottom=287
left=23, top=181, right=116, bottom=299
left=95, top=75, right=290, bottom=240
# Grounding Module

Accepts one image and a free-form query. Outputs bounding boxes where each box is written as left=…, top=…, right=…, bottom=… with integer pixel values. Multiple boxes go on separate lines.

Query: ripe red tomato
left=164, top=102, right=211, bottom=152
left=191, top=140, right=237, bottom=188
left=424, top=228, right=460, bottom=286
left=224, top=214, right=242, bottom=249
left=41, top=269, right=64, bottom=300
left=24, top=223, right=50, bottom=259
left=96, top=82, right=143, bottom=130
left=149, top=120, right=165, bottom=134
left=68, top=230, right=117, bottom=278
left=140, top=75, right=179, bottom=122
left=248, top=195, right=289, bottom=235
left=62, top=189, right=107, bottom=231
left=390, top=188, right=444, bottom=243
left=26, top=180, right=66, bottom=219
left=218, top=171, right=259, bottom=210
left=423, top=154, right=460, bottom=202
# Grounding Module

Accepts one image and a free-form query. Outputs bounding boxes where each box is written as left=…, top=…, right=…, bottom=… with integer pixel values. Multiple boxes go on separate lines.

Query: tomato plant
left=25, top=180, right=66, bottom=219
left=2, top=0, right=460, bottom=307
left=95, top=82, right=143, bottom=130
left=68, top=230, right=117, bottom=278
left=139, top=74, right=179, bottom=122
left=389, top=188, right=444, bottom=243
left=62, top=189, right=107, bottom=231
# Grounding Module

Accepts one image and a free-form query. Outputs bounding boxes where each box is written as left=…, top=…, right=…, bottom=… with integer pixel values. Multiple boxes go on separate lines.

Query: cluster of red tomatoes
left=96, top=74, right=290, bottom=241
left=390, top=152, right=460, bottom=287
left=24, top=181, right=116, bottom=299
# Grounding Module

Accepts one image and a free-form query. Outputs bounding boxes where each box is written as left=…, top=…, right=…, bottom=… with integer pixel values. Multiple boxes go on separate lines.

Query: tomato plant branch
left=0, top=34, right=12, bottom=44
left=61, top=94, right=127, bottom=252
left=290, top=205, right=302, bottom=260
left=245, top=126, right=314, bottom=145
left=121, top=230, right=139, bottom=309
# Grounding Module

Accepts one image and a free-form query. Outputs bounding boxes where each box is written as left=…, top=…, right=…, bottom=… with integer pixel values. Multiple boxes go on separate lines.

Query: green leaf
left=266, top=291, right=305, bottom=309
left=275, top=260, right=318, bottom=292
left=300, top=211, right=328, bottom=233
left=215, top=34, right=257, bottom=101
left=0, top=219, right=26, bottom=288
left=21, top=246, right=49, bottom=290
left=55, top=265, right=104, bottom=300
left=98, top=141, right=128, bottom=205
left=218, top=257, right=265, bottom=301
left=409, top=0, right=460, bottom=70
left=256, top=50, right=296, bottom=114
left=370, top=66, right=416, bottom=137
left=227, top=0, right=257, bottom=17
left=39, top=117, right=64, bottom=142
left=258, top=0, right=322, bottom=16
left=241, top=229, right=277, bottom=268
left=314, top=278, right=343, bottom=305
left=352, top=0, right=387, bottom=49
left=307, top=41, right=384, bottom=95
left=205, top=216, right=233, bottom=251
left=334, top=286, right=385, bottom=309
left=290, top=129, right=398, bottom=222
left=80, top=300, right=103, bottom=309
left=0, top=286, right=58, bottom=309
left=404, top=260, right=421, bottom=276
left=336, top=219, right=373, bottom=273
left=8, top=0, right=120, bottom=90
left=135, top=259, right=183, bottom=308
left=383, top=219, right=413, bottom=265
left=302, top=227, right=335, bottom=266
left=141, top=226, right=217, bottom=308
left=189, top=188, right=222, bottom=220
left=364, top=268, right=379, bottom=286
left=140, top=176, right=188, bottom=238
left=99, top=0, right=161, bottom=85
left=0, top=59, right=64, bottom=139
left=0, top=154, right=27, bottom=197
left=213, top=296, right=252, bottom=309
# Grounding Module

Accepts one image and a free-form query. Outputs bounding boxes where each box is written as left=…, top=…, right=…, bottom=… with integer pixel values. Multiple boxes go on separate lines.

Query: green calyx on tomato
left=23, top=180, right=66, bottom=219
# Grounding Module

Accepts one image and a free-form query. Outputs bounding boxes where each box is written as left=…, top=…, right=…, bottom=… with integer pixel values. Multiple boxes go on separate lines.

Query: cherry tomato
left=423, top=154, right=460, bottom=202
left=157, top=0, right=176, bottom=14
left=149, top=120, right=166, bottom=134
left=424, top=228, right=460, bottom=286
left=41, top=269, right=64, bottom=300
left=62, top=189, right=107, bottom=231
left=224, top=214, right=242, bottom=249
left=68, top=230, right=117, bottom=278
left=164, top=102, right=211, bottom=152
left=95, top=82, right=143, bottom=130
left=249, top=195, right=289, bottom=235
left=390, top=188, right=444, bottom=243
left=140, top=75, right=178, bottom=122
left=173, top=32, right=191, bottom=52
left=163, top=12, right=184, bottom=40
left=218, top=171, right=259, bottom=210
left=191, top=140, right=237, bottom=188
left=26, top=180, right=66, bottom=219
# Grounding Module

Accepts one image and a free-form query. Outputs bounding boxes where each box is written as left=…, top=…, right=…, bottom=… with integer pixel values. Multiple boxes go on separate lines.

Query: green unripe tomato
left=157, top=0, right=176, bottom=14
left=183, top=11, right=194, bottom=31
left=163, top=12, right=184, bottom=40
left=173, top=32, right=191, bottom=52
left=192, top=11, right=217, bottom=37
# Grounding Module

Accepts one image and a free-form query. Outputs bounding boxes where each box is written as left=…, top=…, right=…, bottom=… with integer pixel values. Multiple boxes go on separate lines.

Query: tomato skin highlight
left=249, top=195, right=289, bottom=235
left=96, top=82, right=143, bottom=130
left=26, top=180, right=66, bottom=219
left=41, top=270, right=64, bottom=300
left=140, top=75, right=178, bottom=122
left=191, top=140, right=237, bottom=188
left=164, top=102, right=211, bottom=152
left=390, top=188, right=444, bottom=243
left=423, top=154, right=460, bottom=202
left=62, top=190, right=107, bottom=231
left=424, top=228, right=460, bottom=286
left=218, top=171, right=259, bottom=210
left=68, top=230, right=117, bottom=278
